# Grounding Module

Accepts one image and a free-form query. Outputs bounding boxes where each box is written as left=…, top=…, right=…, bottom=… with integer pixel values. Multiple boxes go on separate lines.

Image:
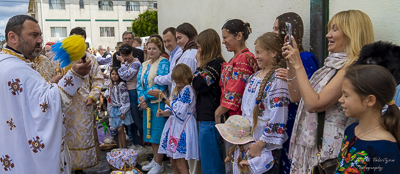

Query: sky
left=0, top=0, right=29, bottom=38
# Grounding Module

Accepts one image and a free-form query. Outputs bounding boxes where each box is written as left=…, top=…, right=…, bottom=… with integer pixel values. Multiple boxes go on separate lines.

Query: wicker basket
left=99, top=143, right=117, bottom=151
left=110, top=165, right=143, bottom=174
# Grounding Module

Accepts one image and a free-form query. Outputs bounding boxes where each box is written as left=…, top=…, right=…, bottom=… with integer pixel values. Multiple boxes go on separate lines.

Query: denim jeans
left=128, top=89, right=143, bottom=146
left=199, top=121, right=225, bottom=174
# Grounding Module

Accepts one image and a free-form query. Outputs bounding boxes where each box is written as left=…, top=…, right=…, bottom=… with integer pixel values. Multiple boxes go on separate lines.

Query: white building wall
left=330, top=0, right=400, bottom=44
left=158, top=0, right=311, bottom=60
left=34, top=0, right=152, bottom=50
left=159, top=0, right=400, bottom=60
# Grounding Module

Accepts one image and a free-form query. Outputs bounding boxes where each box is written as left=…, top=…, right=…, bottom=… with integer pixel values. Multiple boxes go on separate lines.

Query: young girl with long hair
left=336, top=65, right=400, bottom=173
left=243, top=32, right=289, bottom=173
left=103, top=68, right=134, bottom=148
left=157, top=64, right=200, bottom=174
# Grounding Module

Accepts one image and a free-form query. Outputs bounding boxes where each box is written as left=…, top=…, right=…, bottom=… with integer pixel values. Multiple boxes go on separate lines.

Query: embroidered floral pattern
left=265, top=122, right=286, bottom=135
left=0, top=155, right=14, bottom=171
left=63, top=76, right=74, bottom=87
left=39, top=101, right=50, bottom=113
left=336, top=135, right=369, bottom=173
left=194, top=70, right=214, bottom=86
left=269, top=96, right=290, bottom=108
left=224, top=92, right=242, bottom=102
left=161, top=129, right=169, bottom=149
left=6, top=118, right=16, bottom=131
left=266, top=159, right=274, bottom=170
left=8, top=78, right=23, bottom=95
left=28, top=136, right=45, bottom=153
left=176, top=131, right=187, bottom=154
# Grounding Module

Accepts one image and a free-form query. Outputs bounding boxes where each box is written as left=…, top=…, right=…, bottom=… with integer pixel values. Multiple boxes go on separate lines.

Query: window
left=50, top=27, right=67, bottom=37
left=100, top=27, right=115, bottom=37
left=127, top=27, right=132, bottom=32
left=49, top=0, right=65, bottom=10
left=98, top=1, right=113, bottom=11
left=152, top=2, right=157, bottom=9
left=126, top=1, right=140, bottom=11
left=79, top=0, right=84, bottom=9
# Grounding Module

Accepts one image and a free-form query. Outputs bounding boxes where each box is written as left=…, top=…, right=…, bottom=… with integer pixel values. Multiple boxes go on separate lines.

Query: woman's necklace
left=345, top=125, right=381, bottom=152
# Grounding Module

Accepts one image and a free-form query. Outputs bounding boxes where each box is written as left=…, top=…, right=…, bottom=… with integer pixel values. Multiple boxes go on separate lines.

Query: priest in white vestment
left=0, top=15, right=92, bottom=174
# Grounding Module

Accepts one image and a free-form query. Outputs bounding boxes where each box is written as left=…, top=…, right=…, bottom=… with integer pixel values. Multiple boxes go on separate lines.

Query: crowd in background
left=2, top=9, right=400, bottom=174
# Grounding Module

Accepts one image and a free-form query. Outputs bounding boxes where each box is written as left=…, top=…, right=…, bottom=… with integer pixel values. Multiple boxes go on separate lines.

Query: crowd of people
left=1, top=8, right=400, bottom=174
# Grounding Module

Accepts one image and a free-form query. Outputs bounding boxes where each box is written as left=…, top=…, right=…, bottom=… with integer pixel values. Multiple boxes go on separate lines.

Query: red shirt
left=220, top=48, right=255, bottom=116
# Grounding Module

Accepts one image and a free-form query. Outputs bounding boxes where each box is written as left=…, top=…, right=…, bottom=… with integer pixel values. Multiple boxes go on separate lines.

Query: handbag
left=311, top=112, right=338, bottom=174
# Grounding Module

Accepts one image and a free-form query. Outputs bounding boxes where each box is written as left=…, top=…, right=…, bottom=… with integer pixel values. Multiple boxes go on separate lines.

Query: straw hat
left=215, top=115, right=254, bottom=145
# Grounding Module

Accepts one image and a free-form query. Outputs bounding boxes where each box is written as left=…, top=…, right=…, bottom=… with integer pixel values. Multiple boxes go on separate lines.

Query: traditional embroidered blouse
left=104, top=82, right=130, bottom=114
left=137, top=58, right=169, bottom=102
left=193, top=57, right=225, bottom=121
left=336, top=123, right=400, bottom=174
left=220, top=48, right=255, bottom=116
left=118, top=59, right=141, bottom=90
left=241, top=71, right=289, bottom=150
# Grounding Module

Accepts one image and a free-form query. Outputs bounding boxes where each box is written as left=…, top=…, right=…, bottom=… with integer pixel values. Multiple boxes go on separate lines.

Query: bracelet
left=287, top=76, right=297, bottom=81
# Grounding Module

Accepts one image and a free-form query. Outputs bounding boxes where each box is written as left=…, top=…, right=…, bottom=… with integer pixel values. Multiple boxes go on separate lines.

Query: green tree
left=131, top=10, right=158, bottom=37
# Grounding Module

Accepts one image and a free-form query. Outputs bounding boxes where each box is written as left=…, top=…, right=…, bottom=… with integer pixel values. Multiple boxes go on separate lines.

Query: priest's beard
left=17, top=37, right=41, bottom=60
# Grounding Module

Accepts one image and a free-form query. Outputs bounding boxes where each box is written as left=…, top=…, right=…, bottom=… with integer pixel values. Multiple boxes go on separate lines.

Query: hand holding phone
left=285, top=22, right=293, bottom=46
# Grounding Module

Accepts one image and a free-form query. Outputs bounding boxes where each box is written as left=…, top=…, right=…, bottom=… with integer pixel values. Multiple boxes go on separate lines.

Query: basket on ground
left=107, top=148, right=138, bottom=170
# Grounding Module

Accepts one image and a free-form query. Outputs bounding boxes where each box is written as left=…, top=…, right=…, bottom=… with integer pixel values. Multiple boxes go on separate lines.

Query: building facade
left=27, top=0, right=157, bottom=49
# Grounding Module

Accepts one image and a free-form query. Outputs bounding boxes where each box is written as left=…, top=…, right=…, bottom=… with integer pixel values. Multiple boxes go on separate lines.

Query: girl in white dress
left=156, top=64, right=200, bottom=174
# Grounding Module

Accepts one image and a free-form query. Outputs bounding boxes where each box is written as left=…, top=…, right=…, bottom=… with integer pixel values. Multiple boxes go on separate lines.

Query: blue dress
left=137, top=58, right=169, bottom=144
left=336, top=123, right=400, bottom=173
left=281, top=51, right=318, bottom=174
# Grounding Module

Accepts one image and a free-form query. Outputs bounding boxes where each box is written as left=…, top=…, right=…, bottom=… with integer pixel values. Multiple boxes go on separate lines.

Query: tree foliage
left=131, top=10, right=158, bottom=37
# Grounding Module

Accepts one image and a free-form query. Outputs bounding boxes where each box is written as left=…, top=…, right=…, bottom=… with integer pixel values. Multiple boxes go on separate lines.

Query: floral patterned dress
left=158, top=85, right=199, bottom=160
left=241, top=71, right=289, bottom=150
left=336, top=123, right=400, bottom=174
left=220, top=48, right=255, bottom=116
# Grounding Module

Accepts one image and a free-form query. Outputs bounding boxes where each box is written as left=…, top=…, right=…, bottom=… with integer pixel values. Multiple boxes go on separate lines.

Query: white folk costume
left=241, top=71, right=289, bottom=151
left=230, top=144, right=274, bottom=174
left=64, top=52, right=104, bottom=170
left=159, top=85, right=200, bottom=160
left=0, top=48, right=84, bottom=173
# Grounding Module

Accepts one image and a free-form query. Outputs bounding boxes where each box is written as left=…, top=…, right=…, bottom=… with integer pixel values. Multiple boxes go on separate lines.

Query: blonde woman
left=281, top=10, right=374, bottom=173
left=137, top=37, right=170, bottom=174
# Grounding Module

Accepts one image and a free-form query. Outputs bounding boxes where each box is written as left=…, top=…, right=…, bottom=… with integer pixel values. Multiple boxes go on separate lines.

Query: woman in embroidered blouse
left=336, top=65, right=400, bottom=174
left=281, top=10, right=374, bottom=173
left=216, top=19, right=256, bottom=123
left=192, top=28, right=226, bottom=174
left=243, top=32, right=288, bottom=173
left=116, top=44, right=142, bottom=146
left=137, top=37, right=170, bottom=173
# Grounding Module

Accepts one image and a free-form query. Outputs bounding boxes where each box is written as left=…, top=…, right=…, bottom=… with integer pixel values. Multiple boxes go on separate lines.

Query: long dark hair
left=276, top=12, right=304, bottom=52
left=345, top=65, right=400, bottom=148
left=110, top=67, right=122, bottom=84
left=195, top=28, right=224, bottom=69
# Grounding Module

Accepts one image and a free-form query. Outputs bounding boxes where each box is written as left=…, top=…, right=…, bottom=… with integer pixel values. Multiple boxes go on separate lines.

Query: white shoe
left=148, top=162, right=164, bottom=174
left=142, top=159, right=156, bottom=171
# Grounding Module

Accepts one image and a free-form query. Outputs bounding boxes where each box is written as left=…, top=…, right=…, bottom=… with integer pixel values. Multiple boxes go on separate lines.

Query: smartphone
left=285, top=22, right=293, bottom=46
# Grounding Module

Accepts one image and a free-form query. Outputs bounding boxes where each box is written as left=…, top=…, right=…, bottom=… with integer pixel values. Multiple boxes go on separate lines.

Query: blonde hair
left=227, top=145, right=249, bottom=174
left=171, top=64, right=193, bottom=98
left=328, top=10, right=374, bottom=66
left=146, top=37, right=163, bottom=51
left=195, top=28, right=224, bottom=69
left=251, top=32, right=285, bottom=133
